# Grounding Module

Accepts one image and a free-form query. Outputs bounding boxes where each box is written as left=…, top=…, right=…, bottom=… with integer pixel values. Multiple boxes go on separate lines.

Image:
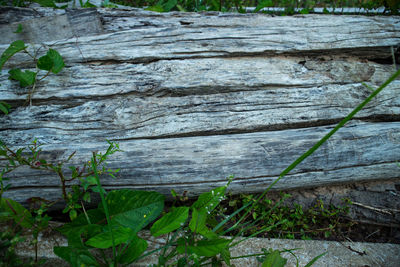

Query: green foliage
left=1, top=20, right=400, bottom=267
left=54, top=189, right=164, bottom=266
left=0, top=40, right=65, bottom=106
left=261, top=249, right=287, bottom=267
left=8, top=68, right=37, bottom=87
left=0, top=101, right=11, bottom=115
left=37, top=49, right=65, bottom=74
left=219, top=193, right=353, bottom=240
left=1, top=0, right=398, bottom=13
left=0, top=228, right=41, bottom=266
left=0, top=198, right=33, bottom=228
left=0, top=40, right=26, bottom=71
left=112, top=0, right=399, bottom=14
left=151, top=206, right=189, bottom=236
left=106, top=190, right=165, bottom=233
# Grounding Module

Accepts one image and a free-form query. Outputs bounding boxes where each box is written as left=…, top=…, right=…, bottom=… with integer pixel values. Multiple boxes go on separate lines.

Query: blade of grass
left=304, top=252, right=327, bottom=267
left=212, top=201, right=252, bottom=233
left=229, top=219, right=288, bottom=248
left=224, top=193, right=290, bottom=237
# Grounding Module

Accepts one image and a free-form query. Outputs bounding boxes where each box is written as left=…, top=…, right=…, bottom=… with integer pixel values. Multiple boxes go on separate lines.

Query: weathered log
left=0, top=7, right=399, bottom=205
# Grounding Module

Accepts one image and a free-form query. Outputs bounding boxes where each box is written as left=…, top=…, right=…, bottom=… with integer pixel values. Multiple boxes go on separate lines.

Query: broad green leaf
left=57, top=208, right=105, bottom=237
left=65, top=225, right=101, bottom=249
left=0, top=40, right=26, bottom=71
left=105, top=189, right=164, bottom=233
left=189, top=209, right=217, bottom=239
left=191, top=186, right=226, bottom=213
left=47, top=49, right=64, bottom=74
left=261, top=250, right=287, bottom=267
left=188, top=238, right=230, bottom=257
left=86, top=225, right=134, bottom=249
left=37, top=49, right=65, bottom=73
left=37, top=55, right=53, bottom=71
left=8, top=69, right=36, bottom=87
left=53, top=246, right=99, bottom=267
left=151, top=206, right=189, bottom=237
left=0, top=198, right=33, bottom=228
left=117, top=235, right=148, bottom=264
left=0, top=101, right=11, bottom=115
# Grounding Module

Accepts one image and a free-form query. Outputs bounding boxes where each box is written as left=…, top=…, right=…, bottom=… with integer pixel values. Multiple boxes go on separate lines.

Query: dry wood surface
left=0, top=7, right=399, bottom=205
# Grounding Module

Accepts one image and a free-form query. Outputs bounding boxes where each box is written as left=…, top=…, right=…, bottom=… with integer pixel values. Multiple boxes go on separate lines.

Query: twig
left=352, top=201, right=400, bottom=215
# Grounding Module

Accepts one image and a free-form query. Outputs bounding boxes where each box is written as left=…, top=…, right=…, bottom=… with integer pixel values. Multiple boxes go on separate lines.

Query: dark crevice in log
left=77, top=46, right=396, bottom=65
left=109, top=117, right=400, bottom=141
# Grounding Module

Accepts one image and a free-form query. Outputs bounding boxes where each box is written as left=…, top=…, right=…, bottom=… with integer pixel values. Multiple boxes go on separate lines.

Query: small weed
left=214, top=193, right=354, bottom=241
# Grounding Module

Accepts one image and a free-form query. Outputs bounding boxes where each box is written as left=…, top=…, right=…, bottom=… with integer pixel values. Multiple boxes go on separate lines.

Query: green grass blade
left=304, top=252, right=327, bottom=267
left=212, top=201, right=252, bottom=233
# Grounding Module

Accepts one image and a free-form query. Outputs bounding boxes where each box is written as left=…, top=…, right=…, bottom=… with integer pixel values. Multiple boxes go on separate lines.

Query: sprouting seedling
left=0, top=40, right=65, bottom=106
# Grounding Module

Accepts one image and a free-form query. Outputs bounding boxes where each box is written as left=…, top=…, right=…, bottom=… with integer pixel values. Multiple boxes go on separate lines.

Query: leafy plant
left=1, top=17, right=400, bottom=266
left=220, top=193, right=353, bottom=240
left=0, top=40, right=64, bottom=106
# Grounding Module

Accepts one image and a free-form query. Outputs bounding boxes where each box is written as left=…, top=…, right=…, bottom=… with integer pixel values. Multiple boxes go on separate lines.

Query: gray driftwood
left=0, top=7, right=400, bottom=206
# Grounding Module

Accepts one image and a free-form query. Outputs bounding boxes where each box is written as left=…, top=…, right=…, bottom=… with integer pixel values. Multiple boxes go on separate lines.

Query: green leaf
left=192, top=186, right=226, bottom=213
left=0, top=40, right=26, bottom=71
left=86, top=225, right=134, bottom=249
left=37, top=55, right=53, bottom=71
left=261, top=250, right=287, bottom=267
left=117, top=235, right=148, bottom=264
left=37, top=49, right=65, bottom=74
left=14, top=24, right=23, bottom=33
left=189, top=209, right=217, bottom=239
left=188, top=238, right=230, bottom=257
left=8, top=69, right=36, bottom=87
left=57, top=208, right=105, bottom=237
left=151, top=206, right=189, bottom=237
left=69, top=209, right=77, bottom=221
left=106, top=189, right=164, bottom=234
left=53, top=246, right=99, bottom=267
left=0, top=198, right=33, bottom=228
left=0, top=101, right=11, bottom=115
left=47, top=49, right=64, bottom=73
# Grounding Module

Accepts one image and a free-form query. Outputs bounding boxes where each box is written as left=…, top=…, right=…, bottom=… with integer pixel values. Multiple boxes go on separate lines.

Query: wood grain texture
left=0, top=8, right=399, bottom=204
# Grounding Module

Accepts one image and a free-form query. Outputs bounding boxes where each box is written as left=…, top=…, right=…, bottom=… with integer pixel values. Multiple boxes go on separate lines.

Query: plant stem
left=91, top=152, right=117, bottom=265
